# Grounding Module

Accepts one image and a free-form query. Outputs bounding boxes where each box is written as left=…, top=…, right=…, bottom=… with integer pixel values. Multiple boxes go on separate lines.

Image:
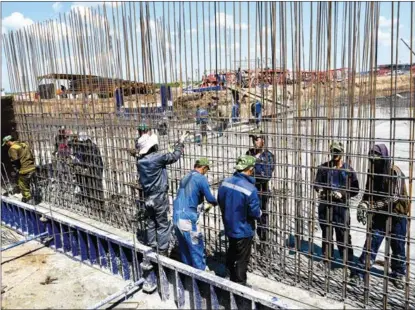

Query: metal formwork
left=2, top=2, right=415, bottom=309
left=1, top=197, right=292, bottom=310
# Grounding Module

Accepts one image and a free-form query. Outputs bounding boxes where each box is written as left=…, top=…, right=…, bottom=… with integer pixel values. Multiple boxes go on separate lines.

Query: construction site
left=1, top=2, right=414, bottom=309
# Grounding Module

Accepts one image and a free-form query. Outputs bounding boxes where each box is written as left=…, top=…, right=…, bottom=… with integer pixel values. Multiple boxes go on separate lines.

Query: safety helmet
left=137, top=133, right=159, bottom=155
left=235, top=155, right=256, bottom=171
left=330, top=141, right=344, bottom=153
left=78, top=132, right=90, bottom=142
left=195, top=158, right=210, bottom=170
left=137, top=123, right=149, bottom=132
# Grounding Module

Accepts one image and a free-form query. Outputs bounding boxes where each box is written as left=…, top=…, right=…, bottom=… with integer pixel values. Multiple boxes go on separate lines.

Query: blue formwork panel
left=78, top=230, right=88, bottom=262
left=17, top=207, right=26, bottom=232
left=97, top=238, right=108, bottom=269
left=87, top=234, right=98, bottom=265
left=1, top=201, right=10, bottom=224
left=0, top=196, right=292, bottom=310
left=25, top=209, right=33, bottom=235
left=61, top=224, right=71, bottom=253
left=108, top=241, right=119, bottom=275
left=27, top=211, right=37, bottom=235
left=70, top=228, right=79, bottom=257
left=12, top=205, right=20, bottom=229
left=120, top=246, right=131, bottom=280
left=52, top=221, right=62, bottom=250
left=35, top=213, right=46, bottom=235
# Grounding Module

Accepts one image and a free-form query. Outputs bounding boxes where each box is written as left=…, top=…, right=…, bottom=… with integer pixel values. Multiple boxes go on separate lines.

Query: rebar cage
left=2, top=2, right=414, bottom=308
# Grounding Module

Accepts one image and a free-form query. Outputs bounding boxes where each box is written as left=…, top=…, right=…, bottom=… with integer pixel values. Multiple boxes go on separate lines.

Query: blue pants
left=255, top=112, right=262, bottom=127
left=356, top=213, right=407, bottom=277
left=318, top=203, right=354, bottom=268
left=174, top=220, right=206, bottom=270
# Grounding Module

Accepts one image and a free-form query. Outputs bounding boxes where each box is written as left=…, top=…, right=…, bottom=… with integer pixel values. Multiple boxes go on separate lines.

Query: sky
left=1, top=1, right=415, bottom=92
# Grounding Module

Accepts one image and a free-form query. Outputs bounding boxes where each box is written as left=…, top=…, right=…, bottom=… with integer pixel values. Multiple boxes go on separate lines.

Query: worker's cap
left=329, top=141, right=344, bottom=154
left=137, top=123, right=149, bottom=131
left=235, top=155, right=256, bottom=171
left=249, top=133, right=266, bottom=142
left=2, top=135, right=12, bottom=146
left=78, top=132, right=90, bottom=142
left=195, top=158, right=210, bottom=169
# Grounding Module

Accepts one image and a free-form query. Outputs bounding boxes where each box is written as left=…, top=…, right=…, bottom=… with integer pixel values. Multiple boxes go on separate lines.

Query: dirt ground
left=0, top=227, right=175, bottom=310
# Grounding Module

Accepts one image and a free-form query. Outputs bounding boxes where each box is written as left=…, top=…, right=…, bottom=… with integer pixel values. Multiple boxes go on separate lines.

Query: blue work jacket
left=218, top=172, right=261, bottom=239
left=173, top=170, right=217, bottom=224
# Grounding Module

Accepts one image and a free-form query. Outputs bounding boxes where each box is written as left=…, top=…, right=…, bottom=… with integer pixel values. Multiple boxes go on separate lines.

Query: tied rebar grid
left=2, top=2, right=415, bottom=308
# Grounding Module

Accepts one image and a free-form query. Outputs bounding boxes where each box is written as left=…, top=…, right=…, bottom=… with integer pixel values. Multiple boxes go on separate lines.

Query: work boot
left=391, top=275, right=405, bottom=290
left=158, top=249, right=169, bottom=257
left=349, top=274, right=364, bottom=287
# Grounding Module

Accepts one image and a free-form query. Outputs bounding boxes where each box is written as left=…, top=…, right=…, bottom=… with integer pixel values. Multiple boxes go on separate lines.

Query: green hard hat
left=196, top=157, right=210, bottom=169
left=235, top=155, right=256, bottom=171
left=2, top=135, right=12, bottom=146
left=137, top=123, right=149, bottom=131
left=330, top=141, right=344, bottom=153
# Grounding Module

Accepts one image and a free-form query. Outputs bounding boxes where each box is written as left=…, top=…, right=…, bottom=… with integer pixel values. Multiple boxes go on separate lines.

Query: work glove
left=374, top=200, right=386, bottom=210
left=204, top=203, right=214, bottom=213
left=331, top=191, right=343, bottom=200
left=179, top=131, right=190, bottom=143
left=129, top=149, right=137, bottom=157
left=357, top=201, right=368, bottom=225
left=317, top=189, right=326, bottom=199
left=136, top=208, right=148, bottom=221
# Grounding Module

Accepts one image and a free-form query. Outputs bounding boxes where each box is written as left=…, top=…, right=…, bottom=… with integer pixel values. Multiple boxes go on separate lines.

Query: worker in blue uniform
left=254, top=100, right=262, bottom=129
left=246, top=134, right=275, bottom=251
left=135, top=129, right=189, bottom=255
left=218, top=155, right=262, bottom=286
left=173, top=158, right=217, bottom=270
left=314, top=141, right=359, bottom=271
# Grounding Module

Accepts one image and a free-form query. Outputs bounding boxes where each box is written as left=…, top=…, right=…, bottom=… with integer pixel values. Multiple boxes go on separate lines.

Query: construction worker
left=231, top=100, right=240, bottom=124
left=173, top=158, right=217, bottom=270
left=136, top=129, right=189, bottom=255
left=52, top=127, right=73, bottom=199
left=71, top=132, right=104, bottom=209
left=313, top=141, right=359, bottom=271
left=196, top=106, right=210, bottom=144
left=246, top=134, right=275, bottom=252
left=351, top=144, right=409, bottom=289
left=2, top=135, right=37, bottom=203
left=218, top=155, right=261, bottom=286
left=254, top=101, right=262, bottom=129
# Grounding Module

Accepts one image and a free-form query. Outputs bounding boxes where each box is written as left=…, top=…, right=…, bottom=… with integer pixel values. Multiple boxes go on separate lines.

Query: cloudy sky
left=1, top=2, right=414, bottom=92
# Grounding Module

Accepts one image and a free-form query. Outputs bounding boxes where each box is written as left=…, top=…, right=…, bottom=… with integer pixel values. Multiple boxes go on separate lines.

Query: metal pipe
left=0, top=232, right=48, bottom=252
left=87, top=278, right=144, bottom=310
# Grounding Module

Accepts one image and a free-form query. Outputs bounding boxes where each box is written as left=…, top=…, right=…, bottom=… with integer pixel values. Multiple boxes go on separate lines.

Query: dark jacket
left=218, top=172, right=261, bottom=238
left=314, top=160, right=359, bottom=202
left=138, top=143, right=184, bottom=196
left=72, top=140, right=103, bottom=177
left=246, top=149, right=275, bottom=192
left=363, top=144, right=409, bottom=215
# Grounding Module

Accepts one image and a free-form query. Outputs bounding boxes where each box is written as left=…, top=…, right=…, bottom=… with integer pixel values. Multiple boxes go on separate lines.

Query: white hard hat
left=137, top=133, right=159, bottom=155
left=78, top=132, right=90, bottom=142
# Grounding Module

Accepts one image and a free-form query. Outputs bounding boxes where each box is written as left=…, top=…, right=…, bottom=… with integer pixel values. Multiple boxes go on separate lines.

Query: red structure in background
left=199, top=67, right=352, bottom=88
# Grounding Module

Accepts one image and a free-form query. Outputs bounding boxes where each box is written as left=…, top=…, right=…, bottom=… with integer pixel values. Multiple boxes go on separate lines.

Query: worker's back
left=218, top=172, right=261, bottom=239
left=9, top=141, right=36, bottom=174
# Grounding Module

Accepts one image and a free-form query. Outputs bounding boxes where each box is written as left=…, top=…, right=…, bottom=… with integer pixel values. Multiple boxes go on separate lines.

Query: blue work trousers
left=356, top=213, right=407, bottom=277
left=174, top=218, right=206, bottom=270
